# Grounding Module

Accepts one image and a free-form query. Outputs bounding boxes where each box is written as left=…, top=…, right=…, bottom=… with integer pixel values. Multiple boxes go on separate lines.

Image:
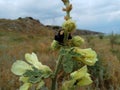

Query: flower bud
left=73, top=47, right=98, bottom=66
left=62, top=8, right=67, bottom=11
left=51, top=40, right=61, bottom=50
left=66, top=4, right=72, bottom=12
left=64, top=16, right=70, bottom=20
left=62, top=19, right=76, bottom=32
left=72, top=36, right=84, bottom=47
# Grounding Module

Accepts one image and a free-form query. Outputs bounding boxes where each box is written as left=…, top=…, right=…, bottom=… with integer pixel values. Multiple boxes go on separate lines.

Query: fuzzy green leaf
left=23, top=67, right=43, bottom=77
left=60, top=48, right=81, bottom=73
left=63, top=54, right=74, bottom=73
left=69, top=50, right=81, bottom=57
left=29, top=76, right=42, bottom=83
left=23, top=67, right=51, bottom=83
left=59, top=48, right=68, bottom=55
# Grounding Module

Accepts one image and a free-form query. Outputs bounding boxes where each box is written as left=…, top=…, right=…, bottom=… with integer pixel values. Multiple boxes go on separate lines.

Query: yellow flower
left=70, top=65, right=87, bottom=80
left=51, top=40, right=61, bottom=50
left=11, top=52, right=52, bottom=75
left=71, top=36, right=84, bottom=47
left=36, top=80, right=45, bottom=90
left=11, top=60, right=32, bottom=75
left=19, top=76, right=31, bottom=90
left=19, top=76, right=30, bottom=83
left=62, top=80, right=75, bottom=90
left=19, top=83, right=31, bottom=90
left=62, top=66, right=92, bottom=90
left=11, top=52, right=52, bottom=90
left=70, top=66, right=92, bottom=86
left=25, top=52, right=42, bottom=67
left=11, top=61, right=32, bottom=90
left=62, top=19, right=76, bottom=32
left=25, top=52, right=52, bottom=73
left=73, top=47, right=98, bottom=66
left=19, top=76, right=45, bottom=90
left=77, top=73, right=92, bottom=86
left=71, top=66, right=92, bottom=86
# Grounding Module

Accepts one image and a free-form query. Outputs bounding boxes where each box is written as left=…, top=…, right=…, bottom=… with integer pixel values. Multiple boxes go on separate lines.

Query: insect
left=54, top=30, right=72, bottom=45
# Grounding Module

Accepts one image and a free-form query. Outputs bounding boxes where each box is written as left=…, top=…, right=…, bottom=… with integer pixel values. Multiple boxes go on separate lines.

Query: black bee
left=54, top=30, right=72, bottom=45
left=74, top=80, right=79, bottom=86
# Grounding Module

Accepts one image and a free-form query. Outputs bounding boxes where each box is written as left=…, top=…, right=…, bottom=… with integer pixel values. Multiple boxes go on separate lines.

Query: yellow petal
left=80, top=48, right=97, bottom=66
left=51, top=40, right=61, bottom=50
left=19, top=76, right=29, bottom=83
left=11, top=60, right=32, bottom=75
left=25, top=52, right=52, bottom=73
left=73, top=48, right=98, bottom=66
left=72, top=36, right=84, bottom=47
left=70, top=65, right=87, bottom=80
left=25, top=53, right=51, bottom=71
left=36, top=80, right=45, bottom=90
left=25, top=52, right=40, bottom=64
left=19, top=83, right=31, bottom=90
left=77, top=73, right=93, bottom=86
left=25, top=52, right=42, bottom=69
left=62, top=80, right=75, bottom=90
left=40, top=65, right=52, bottom=75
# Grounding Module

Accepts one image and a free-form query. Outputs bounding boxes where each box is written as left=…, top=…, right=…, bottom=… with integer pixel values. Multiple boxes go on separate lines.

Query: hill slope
left=0, top=17, right=103, bottom=35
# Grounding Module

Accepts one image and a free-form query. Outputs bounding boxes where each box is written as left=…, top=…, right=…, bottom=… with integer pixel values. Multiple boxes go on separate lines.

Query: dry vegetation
left=0, top=18, right=120, bottom=90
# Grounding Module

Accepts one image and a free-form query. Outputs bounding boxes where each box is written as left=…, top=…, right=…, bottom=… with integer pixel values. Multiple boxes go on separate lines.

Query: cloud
left=108, top=10, right=120, bottom=21
left=0, top=0, right=120, bottom=33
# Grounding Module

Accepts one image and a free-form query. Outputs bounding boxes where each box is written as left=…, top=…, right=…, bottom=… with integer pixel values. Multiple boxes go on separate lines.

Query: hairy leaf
left=59, top=48, right=68, bottom=55
left=23, top=67, right=51, bottom=83
left=63, top=54, right=74, bottom=73
left=69, top=48, right=81, bottom=57
left=29, top=76, right=42, bottom=83
left=61, top=48, right=82, bottom=73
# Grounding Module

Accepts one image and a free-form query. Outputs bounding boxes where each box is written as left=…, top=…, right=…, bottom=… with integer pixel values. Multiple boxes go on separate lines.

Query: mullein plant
left=11, top=0, right=98, bottom=90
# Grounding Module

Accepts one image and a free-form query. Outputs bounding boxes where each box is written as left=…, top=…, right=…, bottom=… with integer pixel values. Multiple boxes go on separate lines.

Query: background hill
left=0, top=17, right=103, bottom=35
left=0, top=17, right=120, bottom=90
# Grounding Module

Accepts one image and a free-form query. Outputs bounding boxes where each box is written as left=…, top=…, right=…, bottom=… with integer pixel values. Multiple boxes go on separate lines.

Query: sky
left=0, top=0, right=120, bottom=34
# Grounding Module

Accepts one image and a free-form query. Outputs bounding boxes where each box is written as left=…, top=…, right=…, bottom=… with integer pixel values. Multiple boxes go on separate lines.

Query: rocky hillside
left=0, top=17, right=103, bottom=35
left=46, top=25, right=103, bottom=35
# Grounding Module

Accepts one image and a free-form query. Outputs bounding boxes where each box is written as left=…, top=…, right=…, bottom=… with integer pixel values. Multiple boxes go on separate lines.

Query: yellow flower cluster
left=62, top=66, right=92, bottom=90
left=11, top=52, right=52, bottom=90
left=51, top=40, right=61, bottom=50
left=73, top=47, right=98, bottom=66
left=62, top=19, right=76, bottom=32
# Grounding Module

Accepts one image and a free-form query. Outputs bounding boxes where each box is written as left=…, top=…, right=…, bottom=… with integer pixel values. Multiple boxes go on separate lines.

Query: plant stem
left=64, top=30, right=69, bottom=45
left=65, top=1, right=71, bottom=19
left=51, top=55, right=63, bottom=90
left=51, top=1, right=71, bottom=89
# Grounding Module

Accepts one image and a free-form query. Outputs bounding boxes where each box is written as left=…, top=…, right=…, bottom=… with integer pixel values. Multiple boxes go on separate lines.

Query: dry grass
left=0, top=30, right=120, bottom=90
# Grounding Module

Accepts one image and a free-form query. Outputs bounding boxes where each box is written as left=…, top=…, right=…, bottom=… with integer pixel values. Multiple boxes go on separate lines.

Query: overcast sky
left=0, top=0, right=120, bottom=34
